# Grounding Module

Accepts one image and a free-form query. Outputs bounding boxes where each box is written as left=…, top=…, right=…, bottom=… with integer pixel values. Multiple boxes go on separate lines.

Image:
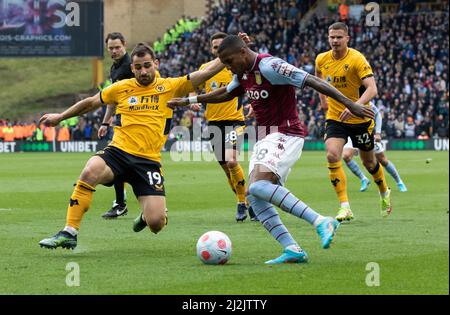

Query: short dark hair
left=217, top=35, right=246, bottom=54
left=328, top=22, right=349, bottom=34
left=130, top=42, right=156, bottom=61
left=105, top=32, right=125, bottom=45
left=210, top=32, right=228, bottom=42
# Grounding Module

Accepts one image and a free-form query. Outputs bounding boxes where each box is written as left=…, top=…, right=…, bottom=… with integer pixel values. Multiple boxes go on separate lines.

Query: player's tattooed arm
left=39, top=93, right=104, bottom=127
left=305, top=75, right=374, bottom=120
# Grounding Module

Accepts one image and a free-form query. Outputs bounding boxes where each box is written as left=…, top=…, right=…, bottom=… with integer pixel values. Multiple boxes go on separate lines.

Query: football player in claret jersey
left=315, top=22, right=392, bottom=221
left=190, top=32, right=253, bottom=222
left=38, top=43, right=225, bottom=250
left=168, top=35, right=374, bottom=264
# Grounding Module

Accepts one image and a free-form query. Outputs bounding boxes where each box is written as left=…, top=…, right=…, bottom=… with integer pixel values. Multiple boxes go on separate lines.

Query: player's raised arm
left=258, top=56, right=373, bottom=119
left=189, top=58, right=226, bottom=88
left=304, top=75, right=374, bottom=120
left=39, top=93, right=104, bottom=127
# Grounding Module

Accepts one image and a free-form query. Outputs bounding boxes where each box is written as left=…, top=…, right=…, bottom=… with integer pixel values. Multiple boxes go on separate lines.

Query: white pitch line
left=0, top=208, right=13, bottom=211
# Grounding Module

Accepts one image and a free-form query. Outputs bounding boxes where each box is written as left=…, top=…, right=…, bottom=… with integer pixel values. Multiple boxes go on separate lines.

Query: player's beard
left=137, top=74, right=154, bottom=86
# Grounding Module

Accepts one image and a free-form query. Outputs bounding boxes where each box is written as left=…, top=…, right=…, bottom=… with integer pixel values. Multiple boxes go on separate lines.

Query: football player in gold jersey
left=190, top=32, right=253, bottom=222
left=315, top=22, right=392, bottom=221
left=38, top=43, right=225, bottom=250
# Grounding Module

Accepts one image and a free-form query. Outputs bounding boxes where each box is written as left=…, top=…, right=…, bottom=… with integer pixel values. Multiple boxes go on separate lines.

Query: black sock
left=114, top=181, right=126, bottom=207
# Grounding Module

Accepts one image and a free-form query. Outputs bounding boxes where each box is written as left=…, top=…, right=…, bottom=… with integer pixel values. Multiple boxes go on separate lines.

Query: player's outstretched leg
left=133, top=196, right=169, bottom=234
left=384, top=161, right=407, bottom=192
left=39, top=179, right=96, bottom=250
left=345, top=159, right=371, bottom=192
left=246, top=194, right=308, bottom=264
left=248, top=180, right=339, bottom=249
left=328, top=161, right=354, bottom=222
left=376, top=148, right=407, bottom=193
left=361, top=152, right=392, bottom=217
left=39, top=231, right=77, bottom=250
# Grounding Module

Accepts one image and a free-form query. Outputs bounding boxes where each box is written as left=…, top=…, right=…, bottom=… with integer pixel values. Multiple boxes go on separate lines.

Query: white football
left=196, top=231, right=232, bottom=265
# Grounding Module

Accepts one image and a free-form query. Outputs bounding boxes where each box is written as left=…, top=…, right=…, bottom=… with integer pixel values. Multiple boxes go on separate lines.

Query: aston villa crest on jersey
left=254, top=71, right=262, bottom=85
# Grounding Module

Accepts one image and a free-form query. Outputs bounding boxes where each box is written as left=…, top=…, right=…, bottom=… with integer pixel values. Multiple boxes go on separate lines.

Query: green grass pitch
left=0, top=151, right=448, bottom=294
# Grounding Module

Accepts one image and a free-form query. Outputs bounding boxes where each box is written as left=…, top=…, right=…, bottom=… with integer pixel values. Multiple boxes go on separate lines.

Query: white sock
left=340, top=202, right=350, bottom=208
left=313, top=215, right=326, bottom=228
left=63, top=226, right=78, bottom=236
left=286, top=244, right=302, bottom=252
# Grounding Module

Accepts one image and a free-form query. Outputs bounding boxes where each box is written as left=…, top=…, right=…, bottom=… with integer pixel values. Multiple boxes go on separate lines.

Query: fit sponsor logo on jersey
left=331, top=76, right=347, bottom=89
left=246, top=89, right=269, bottom=100
left=128, top=95, right=160, bottom=111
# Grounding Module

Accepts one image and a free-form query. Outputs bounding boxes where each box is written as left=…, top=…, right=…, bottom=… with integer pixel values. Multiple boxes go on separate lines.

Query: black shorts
left=324, top=119, right=375, bottom=151
left=96, top=146, right=165, bottom=197
left=207, top=120, right=245, bottom=164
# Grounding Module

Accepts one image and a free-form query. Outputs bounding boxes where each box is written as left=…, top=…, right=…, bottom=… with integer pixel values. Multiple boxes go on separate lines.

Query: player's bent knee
left=80, top=157, right=108, bottom=184
left=226, top=160, right=238, bottom=169
left=79, top=167, right=100, bottom=185
left=248, top=180, right=269, bottom=197
left=326, top=152, right=341, bottom=163
left=377, top=156, right=388, bottom=166
left=343, top=155, right=352, bottom=163
left=362, top=160, right=377, bottom=172
left=145, top=215, right=166, bottom=234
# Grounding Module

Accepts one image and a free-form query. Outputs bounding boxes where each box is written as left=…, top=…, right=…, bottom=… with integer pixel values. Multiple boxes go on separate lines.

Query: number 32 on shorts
left=355, top=133, right=371, bottom=144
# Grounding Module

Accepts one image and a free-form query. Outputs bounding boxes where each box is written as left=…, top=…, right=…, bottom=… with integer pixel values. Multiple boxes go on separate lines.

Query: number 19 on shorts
left=147, top=171, right=162, bottom=185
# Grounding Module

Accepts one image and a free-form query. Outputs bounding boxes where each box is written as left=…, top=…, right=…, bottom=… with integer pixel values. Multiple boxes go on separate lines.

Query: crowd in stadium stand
left=1, top=0, right=448, bottom=142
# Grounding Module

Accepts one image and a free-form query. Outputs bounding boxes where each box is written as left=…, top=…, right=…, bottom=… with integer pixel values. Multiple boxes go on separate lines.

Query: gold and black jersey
left=101, top=76, right=193, bottom=162
left=316, top=48, right=374, bottom=124
left=199, top=62, right=244, bottom=122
